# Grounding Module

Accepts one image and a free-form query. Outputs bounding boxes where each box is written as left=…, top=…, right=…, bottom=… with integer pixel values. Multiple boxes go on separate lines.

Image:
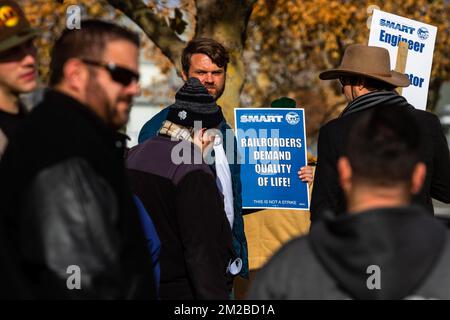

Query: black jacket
left=0, top=103, right=27, bottom=140
left=127, top=135, right=234, bottom=300
left=0, top=89, right=156, bottom=299
left=0, top=103, right=27, bottom=159
left=311, top=91, right=450, bottom=221
left=249, top=206, right=450, bottom=299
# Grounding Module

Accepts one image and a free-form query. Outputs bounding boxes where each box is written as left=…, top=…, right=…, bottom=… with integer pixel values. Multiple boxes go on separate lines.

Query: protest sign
left=235, top=108, right=309, bottom=210
left=369, top=9, right=437, bottom=110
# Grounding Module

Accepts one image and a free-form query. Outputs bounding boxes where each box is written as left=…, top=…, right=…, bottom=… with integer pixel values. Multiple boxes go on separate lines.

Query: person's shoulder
left=5, top=102, right=56, bottom=152
left=408, top=108, right=443, bottom=136
left=138, top=107, right=170, bottom=143
left=412, top=232, right=450, bottom=299
left=320, top=117, right=339, bottom=131
left=409, top=106, right=437, bottom=118
left=146, top=108, right=170, bottom=127
left=317, top=117, right=347, bottom=146
left=317, top=119, right=336, bottom=139
left=147, top=138, right=215, bottom=184
left=410, top=108, right=441, bottom=125
left=173, top=160, right=215, bottom=186
left=127, top=137, right=214, bottom=189
left=220, top=120, right=232, bottom=130
left=248, top=235, right=331, bottom=299
left=127, top=135, right=175, bottom=168
left=130, top=135, right=170, bottom=151
left=263, top=235, right=315, bottom=272
left=319, top=113, right=354, bottom=134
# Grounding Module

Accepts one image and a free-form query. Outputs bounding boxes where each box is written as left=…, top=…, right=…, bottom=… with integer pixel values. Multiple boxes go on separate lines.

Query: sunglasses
left=81, top=59, right=140, bottom=86
left=0, top=40, right=37, bottom=62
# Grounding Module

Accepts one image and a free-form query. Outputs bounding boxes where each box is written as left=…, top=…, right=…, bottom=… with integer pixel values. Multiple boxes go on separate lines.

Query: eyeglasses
left=80, top=59, right=140, bottom=86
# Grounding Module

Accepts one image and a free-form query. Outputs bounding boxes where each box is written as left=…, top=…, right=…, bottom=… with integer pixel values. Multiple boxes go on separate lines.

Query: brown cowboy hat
left=319, top=44, right=410, bottom=88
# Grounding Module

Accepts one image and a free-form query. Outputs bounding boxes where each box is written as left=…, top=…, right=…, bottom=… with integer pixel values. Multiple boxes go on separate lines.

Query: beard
left=112, top=98, right=133, bottom=129
left=86, top=72, right=112, bottom=118
left=205, top=84, right=225, bottom=101
left=85, top=73, right=126, bottom=129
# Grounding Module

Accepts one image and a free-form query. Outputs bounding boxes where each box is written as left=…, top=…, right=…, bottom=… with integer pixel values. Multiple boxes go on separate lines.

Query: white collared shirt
left=213, top=136, right=234, bottom=229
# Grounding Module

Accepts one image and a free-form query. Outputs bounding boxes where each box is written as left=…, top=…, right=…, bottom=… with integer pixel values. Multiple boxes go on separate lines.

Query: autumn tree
left=20, top=0, right=258, bottom=124
left=106, top=0, right=258, bottom=124
left=19, top=0, right=450, bottom=146
left=243, top=0, right=450, bottom=145
left=20, top=0, right=117, bottom=79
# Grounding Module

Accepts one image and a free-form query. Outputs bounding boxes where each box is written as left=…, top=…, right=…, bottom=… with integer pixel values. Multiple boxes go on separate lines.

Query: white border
left=234, top=107, right=310, bottom=211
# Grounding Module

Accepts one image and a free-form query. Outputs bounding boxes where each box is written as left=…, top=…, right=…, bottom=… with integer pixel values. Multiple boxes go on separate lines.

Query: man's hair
left=49, top=19, right=140, bottom=86
left=181, top=38, right=229, bottom=75
left=342, top=76, right=396, bottom=91
left=346, top=105, right=421, bottom=186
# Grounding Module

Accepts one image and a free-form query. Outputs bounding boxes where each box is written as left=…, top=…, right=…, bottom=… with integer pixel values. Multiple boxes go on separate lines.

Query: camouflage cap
left=0, top=0, right=39, bottom=53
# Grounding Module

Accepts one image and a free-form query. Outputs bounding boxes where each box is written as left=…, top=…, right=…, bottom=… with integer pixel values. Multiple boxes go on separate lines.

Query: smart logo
left=379, top=18, right=415, bottom=34
left=240, top=114, right=283, bottom=123
left=285, top=112, right=300, bottom=125
left=417, top=27, right=429, bottom=40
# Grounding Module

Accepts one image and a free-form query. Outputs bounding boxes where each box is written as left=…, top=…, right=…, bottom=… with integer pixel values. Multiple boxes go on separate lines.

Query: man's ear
left=62, top=58, right=88, bottom=93
left=193, top=127, right=206, bottom=144
left=411, top=162, right=426, bottom=194
left=200, top=128, right=215, bottom=145
left=337, top=157, right=352, bottom=193
left=181, top=70, right=188, bottom=82
left=198, top=127, right=206, bottom=140
left=357, top=77, right=366, bottom=89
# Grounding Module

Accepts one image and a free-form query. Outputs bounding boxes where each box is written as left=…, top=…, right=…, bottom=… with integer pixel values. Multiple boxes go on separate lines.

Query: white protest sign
left=369, top=9, right=437, bottom=110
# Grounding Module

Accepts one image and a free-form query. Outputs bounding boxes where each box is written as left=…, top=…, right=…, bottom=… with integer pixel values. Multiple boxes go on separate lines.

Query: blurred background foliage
left=18, top=0, right=450, bottom=143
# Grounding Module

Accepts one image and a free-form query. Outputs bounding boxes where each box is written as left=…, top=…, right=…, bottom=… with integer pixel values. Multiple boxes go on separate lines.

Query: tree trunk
left=194, top=0, right=256, bottom=126
left=109, top=0, right=257, bottom=127
left=107, top=0, right=186, bottom=69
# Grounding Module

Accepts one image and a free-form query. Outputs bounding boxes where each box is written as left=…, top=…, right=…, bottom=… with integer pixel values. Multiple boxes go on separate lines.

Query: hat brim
left=0, top=28, right=40, bottom=53
left=319, top=68, right=410, bottom=88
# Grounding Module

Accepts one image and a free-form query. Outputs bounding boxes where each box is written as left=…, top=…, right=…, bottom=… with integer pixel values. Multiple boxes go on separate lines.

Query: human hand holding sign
left=298, top=166, right=314, bottom=186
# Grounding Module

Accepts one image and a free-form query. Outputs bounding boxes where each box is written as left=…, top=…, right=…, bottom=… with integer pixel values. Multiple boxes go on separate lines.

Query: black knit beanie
left=166, top=77, right=225, bottom=128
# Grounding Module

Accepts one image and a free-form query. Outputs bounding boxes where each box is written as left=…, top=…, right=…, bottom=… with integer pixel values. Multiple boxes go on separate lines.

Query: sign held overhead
left=369, top=9, right=437, bottom=110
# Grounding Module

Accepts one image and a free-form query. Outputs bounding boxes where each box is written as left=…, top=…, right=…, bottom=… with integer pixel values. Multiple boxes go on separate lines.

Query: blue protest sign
left=235, top=108, right=309, bottom=210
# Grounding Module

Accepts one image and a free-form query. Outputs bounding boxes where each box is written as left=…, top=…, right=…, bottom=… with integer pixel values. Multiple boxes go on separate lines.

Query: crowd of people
left=1, top=0, right=450, bottom=300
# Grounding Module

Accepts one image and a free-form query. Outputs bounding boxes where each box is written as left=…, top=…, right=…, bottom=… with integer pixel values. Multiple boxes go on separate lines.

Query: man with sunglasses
left=78, top=58, right=140, bottom=130
left=311, top=44, right=450, bottom=222
left=0, top=20, right=156, bottom=299
left=0, top=0, right=39, bottom=158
